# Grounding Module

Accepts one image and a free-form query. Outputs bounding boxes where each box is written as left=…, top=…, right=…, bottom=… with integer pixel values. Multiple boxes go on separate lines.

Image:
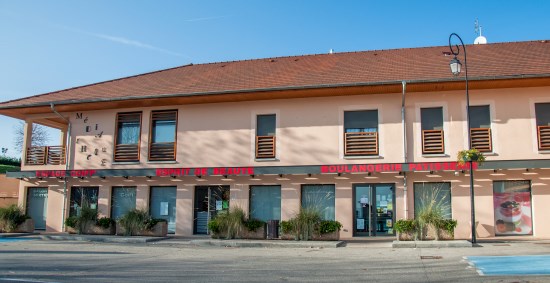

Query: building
left=0, top=173, right=19, bottom=207
left=1, top=40, right=550, bottom=238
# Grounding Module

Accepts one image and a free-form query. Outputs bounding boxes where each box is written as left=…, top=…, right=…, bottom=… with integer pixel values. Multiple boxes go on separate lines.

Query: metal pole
left=449, top=33, right=476, bottom=244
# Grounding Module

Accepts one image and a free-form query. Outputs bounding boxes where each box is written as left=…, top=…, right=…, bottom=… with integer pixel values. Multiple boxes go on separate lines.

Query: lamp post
left=448, top=33, right=476, bottom=244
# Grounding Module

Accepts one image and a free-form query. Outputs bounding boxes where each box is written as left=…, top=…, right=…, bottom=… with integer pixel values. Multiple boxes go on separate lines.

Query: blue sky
left=0, top=0, right=549, bottom=158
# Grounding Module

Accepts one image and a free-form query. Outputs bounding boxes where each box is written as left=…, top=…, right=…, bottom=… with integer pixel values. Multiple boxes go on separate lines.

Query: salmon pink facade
left=2, top=40, right=550, bottom=239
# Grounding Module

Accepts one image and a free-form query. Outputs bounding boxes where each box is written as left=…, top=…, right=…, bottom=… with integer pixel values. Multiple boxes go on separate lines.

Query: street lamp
left=448, top=33, right=476, bottom=244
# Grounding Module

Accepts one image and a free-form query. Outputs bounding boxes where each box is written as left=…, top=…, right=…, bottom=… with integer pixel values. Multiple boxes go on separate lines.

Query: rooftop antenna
left=474, top=18, right=487, bottom=44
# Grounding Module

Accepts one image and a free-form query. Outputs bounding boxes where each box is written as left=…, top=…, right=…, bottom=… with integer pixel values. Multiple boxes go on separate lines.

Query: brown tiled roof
left=1, top=40, right=550, bottom=109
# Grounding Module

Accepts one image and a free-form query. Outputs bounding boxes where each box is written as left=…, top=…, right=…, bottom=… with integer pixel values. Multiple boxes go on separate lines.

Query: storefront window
left=111, top=187, right=137, bottom=220
left=250, top=185, right=281, bottom=222
left=493, top=180, right=532, bottom=235
left=414, top=182, right=451, bottom=219
left=301, top=184, right=335, bottom=220
left=69, top=187, right=99, bottom=217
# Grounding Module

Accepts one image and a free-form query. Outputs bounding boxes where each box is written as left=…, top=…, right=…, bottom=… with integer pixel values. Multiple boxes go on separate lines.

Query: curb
left=0, top=233, right=39, bottom=238
left=392, top=240, right=472, bottom=248
left=190, top=239, right=345, bottom=248
left=40, top=234, right=169, bottom=243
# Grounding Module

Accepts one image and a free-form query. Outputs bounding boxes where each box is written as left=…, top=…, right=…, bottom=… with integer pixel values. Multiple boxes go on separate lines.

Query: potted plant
left=437, top=219, right=457, bottom=240
left=206, top=207, right=246, bottom=239
left=457, top=148, right=486, bottom=166
left=242, top=218, right=266, bottom=239
left=64, top=216, right=78, bottom=234
left=394, top=219, right=417, bottom=241
left=0, top=205, right=33, bottom=233
left=116, top=209, right=168, bottom=237
left=313, top=220, right=342, bottom=241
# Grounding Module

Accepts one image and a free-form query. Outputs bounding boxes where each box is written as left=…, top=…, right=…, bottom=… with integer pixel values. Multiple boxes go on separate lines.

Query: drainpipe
left=401, top=81, right=408, bottom=219
left=50, top=103, right=71, bottom=230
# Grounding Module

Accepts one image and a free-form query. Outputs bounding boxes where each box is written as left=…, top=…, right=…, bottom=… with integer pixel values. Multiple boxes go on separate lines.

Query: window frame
left=420, top=107, right=445, bottom=154
left=148, top=110, right=178, bottom=161
left=255, top=114, right=276, bottom=159
left=343, top=110, right=379, bottom=156
left=469, top=105, right=493, bottom=152
left=301, top=184, right=336, bottom=221
left=249, top=185, right=282, bottom=222
left=413, top=182, right=452, bottom=220
left=113, top=112, right=142, bottom=162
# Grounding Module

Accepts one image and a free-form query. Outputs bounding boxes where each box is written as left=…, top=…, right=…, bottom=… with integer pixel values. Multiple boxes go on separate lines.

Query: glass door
left=194, top=186, right=230, bottom=234
left=353, top=184, right=395, bottom=236
left=26, top=188, right=48, bottom=230
left=150, top=186, right=177, bottom=234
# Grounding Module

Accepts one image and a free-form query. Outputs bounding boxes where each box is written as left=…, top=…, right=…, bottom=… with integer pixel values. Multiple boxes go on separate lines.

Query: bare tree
left=14, top=121, right=50, bottom=153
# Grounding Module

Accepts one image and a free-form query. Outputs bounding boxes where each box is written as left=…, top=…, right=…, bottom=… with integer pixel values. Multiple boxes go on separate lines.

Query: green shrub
left=212, top=207, right=246, bottom=239
left=415, top=186, right=450, bottom=240
left=0, top=156, right=21, bottom=167
left=118, top=209, right=149, bottom=236
left=280, top=220, right=294, bottom=234
left=96, top=217, right=114, bottom=229
left=394, top=219, right=417, bottom=233
left=118, top=209, right=164, bottom=235
left=438, top=219, right=458, bottom=234
left=294, top=208, right=322, bottom=240
left=244, top=219, right=265, bottom=232
left=76, top=205, right=98, bottom=234
left=207, top=218, right=221, bottom=234
left=144, top=218, right=167, bottom=230
left=0, top=205, right=29, bottom=232
left=64, top=216, right=78, bottom=228
left=318, top=220, right=342, bottom=234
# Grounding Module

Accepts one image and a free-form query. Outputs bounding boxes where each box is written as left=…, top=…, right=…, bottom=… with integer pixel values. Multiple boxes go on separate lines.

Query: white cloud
left=54, top=24, right=189, bottom=58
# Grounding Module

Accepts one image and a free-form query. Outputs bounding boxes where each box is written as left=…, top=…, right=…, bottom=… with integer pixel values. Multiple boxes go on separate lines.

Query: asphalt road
left=1, top=238, right=550, bottom=282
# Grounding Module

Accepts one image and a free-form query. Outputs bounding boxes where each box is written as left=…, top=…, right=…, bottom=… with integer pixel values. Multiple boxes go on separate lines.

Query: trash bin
left=266, top=220, right=279, bottom=239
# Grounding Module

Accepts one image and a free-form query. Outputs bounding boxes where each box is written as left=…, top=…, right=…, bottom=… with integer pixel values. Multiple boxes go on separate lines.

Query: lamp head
left=450, top=56, right=462, bottom=76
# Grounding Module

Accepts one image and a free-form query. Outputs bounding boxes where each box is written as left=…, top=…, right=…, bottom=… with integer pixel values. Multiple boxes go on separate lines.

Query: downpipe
left=401, top=81, right=408, bottom=219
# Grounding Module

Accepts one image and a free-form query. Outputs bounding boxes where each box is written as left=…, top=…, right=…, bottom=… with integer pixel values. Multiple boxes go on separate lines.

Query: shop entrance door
left=353, top=184, right=395, bottom=236
left=150, top=186, right=177, bottom=234
left=194, top=186, right=230, bottom=234
left=26, top=188, right=48, bottom=230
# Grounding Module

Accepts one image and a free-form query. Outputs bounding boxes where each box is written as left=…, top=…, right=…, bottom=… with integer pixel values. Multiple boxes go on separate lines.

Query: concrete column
left=230, top=183, right=249, bottom=216
left=97, top=185, right=111, bottom=218
left=136, top=185, right=150, bottom=211
left=22, top=121, right=33, bottom=164
left=140, top=109, right=151, bottom=163
left=176, top=184, right=193, bottom=236
left=336, top=183, right=353, bottom=239
left=47, top=184, right=65, bottom=232
left=281, top=182, right=300, bottom=221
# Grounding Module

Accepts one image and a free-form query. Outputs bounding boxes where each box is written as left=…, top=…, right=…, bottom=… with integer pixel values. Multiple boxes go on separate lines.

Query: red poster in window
left=493, top=192, right=532, bottom=235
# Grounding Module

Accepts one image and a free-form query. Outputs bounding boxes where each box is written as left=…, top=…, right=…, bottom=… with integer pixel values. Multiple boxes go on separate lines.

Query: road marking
left=0, top=278, right=59, bottom=283
left=465, top=255, right=550, bottom=276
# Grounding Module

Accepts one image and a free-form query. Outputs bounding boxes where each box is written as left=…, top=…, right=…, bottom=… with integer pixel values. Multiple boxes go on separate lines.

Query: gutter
left=2, top=73, right=550, bottom=110
left=401, top=81, right=408, bottom=219
left=50, top=103, right=71, bottom=231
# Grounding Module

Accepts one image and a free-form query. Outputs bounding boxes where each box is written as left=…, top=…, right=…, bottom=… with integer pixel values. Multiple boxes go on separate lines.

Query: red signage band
left=32, top=162, right=476, bottom=178
left=156, top=167, right=254, bottom=177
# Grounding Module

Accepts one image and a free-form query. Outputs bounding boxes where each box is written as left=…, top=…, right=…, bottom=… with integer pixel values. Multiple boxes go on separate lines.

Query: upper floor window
left=149, top=110, right=177, bottom=161
left=255, top=114, right=276, bottom=159
left=535, top=103, right=550, bottom=150
left=114, top=112, right=141, bottom=162
left=421, top=107, right=444, bottom=154
left=470, top=105, right=492, bottom=152
left=344, top=110, right=378, bottom=156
